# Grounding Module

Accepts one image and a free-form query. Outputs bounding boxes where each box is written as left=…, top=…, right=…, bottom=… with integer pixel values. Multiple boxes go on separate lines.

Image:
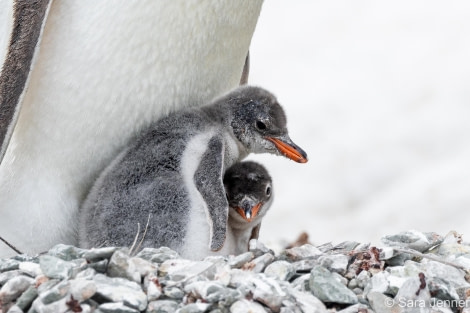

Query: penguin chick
left=224, top=161, right=273, bottom=255
left=79, top=85, right=307, bottom=259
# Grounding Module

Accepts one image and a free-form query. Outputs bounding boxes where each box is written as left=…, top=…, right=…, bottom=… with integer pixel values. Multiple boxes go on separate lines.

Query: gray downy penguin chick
left=79, top=85, right=307, bottom=259
left=224, top=161, right=273, bottom=255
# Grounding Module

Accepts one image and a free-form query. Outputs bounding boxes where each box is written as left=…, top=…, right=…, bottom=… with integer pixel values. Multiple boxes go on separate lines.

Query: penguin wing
left=0, top=0, right=52, bottom=163
left=250, top=223, right=261, bottom=241
left=194, top=135, right=228, bottom=251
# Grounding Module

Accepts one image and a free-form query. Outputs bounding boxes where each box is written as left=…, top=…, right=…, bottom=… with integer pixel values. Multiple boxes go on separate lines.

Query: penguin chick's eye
left=256, top=120, right=267, bottom=130
left=266, top=185, right=271, bottom=196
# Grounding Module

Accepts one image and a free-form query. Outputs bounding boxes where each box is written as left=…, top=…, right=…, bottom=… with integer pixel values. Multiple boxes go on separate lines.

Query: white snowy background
left=249, top=1, right=470, bottom=248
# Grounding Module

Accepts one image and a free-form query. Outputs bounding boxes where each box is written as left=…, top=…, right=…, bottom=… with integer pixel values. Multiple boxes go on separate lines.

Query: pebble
left=15, top=285, right=37, bottom=310
left=107, top=249, right=141, bottom=282
left=93, top=274, right=148, bottom=311
left=83, top=247, right=119, bottom=262
left=147, top=300, right=180, bottom=313
left=97, top=301, right=140, bottom=313
left=381, top=230, right=444, bottom=252
left=48, top=244, right=86, bottom=261
left=282, top=244, right=323, bottom=262
left=137, top=247, right=179, bottom=264
left=39, top=255, right=75, bottom=280
left=367, top=291, right=398, bottom=313
left=69, top=278, right=97, bottom=301
left=39, top=280, right=70, bottom=304
left=0, top=275, right=34, bottom=304
left=18, top=262, right=42, bottom=277
left=245, top=253, right=275, bottom=273
left=287, top=287, right=327, bottom=313
left=264, top=260, right=295, bottom=281
left=309, top=265, right=358, bottom=304
left=0, top=229, right=469, bottom=312
left=249, top=239, right=275, bottom=257
left=163, top=286, right=185, bottom=299
left=228, top=252, right=255, bottom=268
left=318, top=254, right=349, bottom=275
left=179, top=302, right=212, bottom=313
left=230, top=299, right=267, bottom=313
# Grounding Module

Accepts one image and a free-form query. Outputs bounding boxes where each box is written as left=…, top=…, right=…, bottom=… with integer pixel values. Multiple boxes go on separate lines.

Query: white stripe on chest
left=179, top=129, right=218, bottom=259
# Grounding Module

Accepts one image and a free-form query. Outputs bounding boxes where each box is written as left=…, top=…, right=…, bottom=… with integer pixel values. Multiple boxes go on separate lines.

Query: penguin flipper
left=0, top=0, right=52, bottom=164
left=194, top=135, right=228, bottom=251
left=250, top=223, right=261, bottom=241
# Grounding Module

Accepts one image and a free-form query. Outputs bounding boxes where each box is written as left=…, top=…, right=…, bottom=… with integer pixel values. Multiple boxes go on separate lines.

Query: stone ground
left=1, top=230, right=470, bottom=313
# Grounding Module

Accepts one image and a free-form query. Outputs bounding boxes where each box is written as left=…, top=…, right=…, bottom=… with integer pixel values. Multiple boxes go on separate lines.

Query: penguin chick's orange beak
left=236, top=202, right=262, bottom=222
left=266, top=137, right=308, bottom=163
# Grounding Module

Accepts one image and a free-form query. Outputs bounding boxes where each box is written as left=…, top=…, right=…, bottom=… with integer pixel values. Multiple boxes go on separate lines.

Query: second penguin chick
left=224, top=161, right=273, bottom=255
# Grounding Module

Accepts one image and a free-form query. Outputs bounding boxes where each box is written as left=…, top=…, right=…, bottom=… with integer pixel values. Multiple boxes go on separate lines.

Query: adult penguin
left=0, top=0, right=263, bottom=257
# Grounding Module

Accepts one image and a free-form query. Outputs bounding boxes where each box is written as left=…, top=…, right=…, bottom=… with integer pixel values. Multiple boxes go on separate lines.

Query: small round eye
left=266, top=185, right=271, bottom=196
left=256, top=121, right=267, bottom=130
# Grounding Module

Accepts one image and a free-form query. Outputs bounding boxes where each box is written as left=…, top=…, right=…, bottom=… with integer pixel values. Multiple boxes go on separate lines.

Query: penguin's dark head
left=228, top=86, right=308, bottom=163
left=224, top=161, right=273, bottom=223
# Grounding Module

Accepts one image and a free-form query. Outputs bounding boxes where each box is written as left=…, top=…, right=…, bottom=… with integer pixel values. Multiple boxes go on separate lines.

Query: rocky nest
left=1, top=230, right=470, bottom=313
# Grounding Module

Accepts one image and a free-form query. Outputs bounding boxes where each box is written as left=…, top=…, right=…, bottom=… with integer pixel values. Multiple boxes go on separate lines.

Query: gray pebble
left=286, top=287, right=328, bottom=313
left=381, top=230, right=443, bottom=252
left=282, top=244, right=323, bottom=262
left=164, top=286, right=185, bottom=299
left=146, top=274, right=162, bottom=301
left=0, top=259, right=19, bottom=272
left=291, top=259, right=319, bottom=272
left=228, top=252, right=254, bottom=268
left=98, top=302, right=140, bottom=313
left=93, top=274, right=148, bottom=311
left=264, top=260, right=295, bottom=281
left=39, top=255, right=74, bottom=280
left=230, top=299, right=267, bottom=313
left=318, top=254, right=349, bottom=275
left=309, top=265, right=358, bottom=305
left=331, top=241, right=361, bottom=254
left=379, top=247, right=396, bottom=260
left=245, top=253, right=275, bottom=273
left=88, top=259, right=109, bottom=273
left=36, top=278, right=60, bottom=294
left=355, top=270, right=371, bottom=289
left=291, top=274, right=311, bottom=292
left=367, top=292, right=398, bottom=313
left=178, top=302, right=212, bottom=313
left=364, top=271, right=389, bottom=295
left=249, top=239, right=275, bottom=257
left=147, top=300, right=179, bottom=313
left=15, top=285, right=38, bottom=311
left=39, top=280, right=70, bottom=304
left=6, top=305, right=24, bottom=313
left=0, top=269, right=21, bottom=285
left=0, top=275, right=34, bottom=304
left=347, top=278, right=358, bottom=289
left=107, top=250, right=140, bottom=283
left=18, top=262, right=42, bottom=277
left=69, top=279, right=97, bottom=302
left=48, top=244, right=86, bottom=261
left=137, top=247, right=179, bottom=264
left=30, top=296, right=69, bottom=313
left=75, top=267, right=98, bottom=280
left=83, top=247, right=119, bottom=262
left=337, top=303, right=372, bottom=313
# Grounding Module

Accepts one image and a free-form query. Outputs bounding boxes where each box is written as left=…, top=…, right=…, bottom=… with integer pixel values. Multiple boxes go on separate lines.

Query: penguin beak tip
left=266, top=137, right=308, bottom=163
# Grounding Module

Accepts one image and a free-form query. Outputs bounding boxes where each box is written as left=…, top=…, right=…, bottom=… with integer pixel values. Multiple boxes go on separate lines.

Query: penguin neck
left=203, top=103, right=249, bottom=163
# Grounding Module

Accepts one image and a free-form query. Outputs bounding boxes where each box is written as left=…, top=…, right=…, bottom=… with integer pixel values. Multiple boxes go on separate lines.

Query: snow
left=249, top=1, right=470, bottom=247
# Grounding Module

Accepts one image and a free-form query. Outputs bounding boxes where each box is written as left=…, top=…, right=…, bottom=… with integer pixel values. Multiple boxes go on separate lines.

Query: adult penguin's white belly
left=0, top=0, right=263, bottom=257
